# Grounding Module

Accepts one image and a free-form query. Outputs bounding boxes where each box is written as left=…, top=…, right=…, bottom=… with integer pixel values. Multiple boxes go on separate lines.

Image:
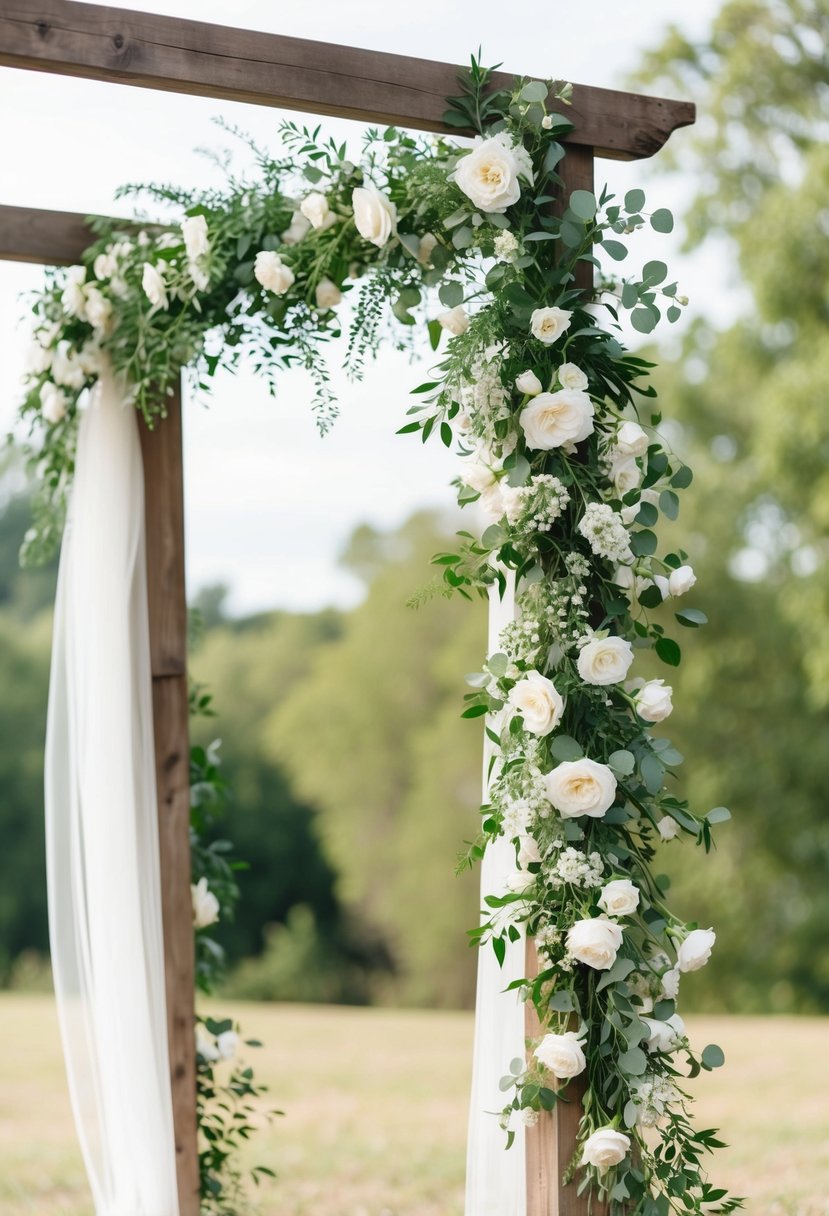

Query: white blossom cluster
left=545, top=846, right=604, bottom=889
left=630, top=1074, right=679, bottom=1128
left=454, top=347, right=513, bottom=454
left=498, top=614, right=546, bottom=666
left=503, top=473, right=570, bottom=536
left=577, top=501, right=634, bottom=563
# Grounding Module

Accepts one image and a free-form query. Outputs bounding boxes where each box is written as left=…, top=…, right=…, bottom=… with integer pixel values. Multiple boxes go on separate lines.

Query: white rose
left=301, top=191, right=335, bottom=230
left=500, top=483, right=525, bottom=525
left=534, top=1031, right=586, bottom=1080
left=25, top=338, right=52, bottom=377
left=439, top=305, right=469, bottom=336
left=93, top=248, right=118, bottom=280
left=78, top=342, right=103, bottom=377
left=142, top=262, right=169, bottom=310
left=567, top=918, right=624, bottom=971
left=661, top=967, right=681, bottom=1000
left=61, top=265, right=87, bottom=318
left=84, top=285, right=113, bottom=334
left=657, top=815, right=680, bottom=841
left=216, top=1030, right=238, bottom=1060
left=182, top=214, right=209, bottom=259
left=254, top=250, right=295, bottom=295
left=504, top=870, right=535, bottom=893
left=461, top=451, right=499, bottom=494
left=577, top=636, right=634, bottom=686
left=558, top=362, right=588, bottom=391
left=643, top=1013, right=686, bottom=1053
left=668, top=564, right=697, bottom=596
left=196, top=1029, right=220, bottom=1063
left=518, top=835, right=541, bottom=868
left=634, top=679, right=673, bottom=723
left=352, top=185, right=397, bottom=248
left=520, top=389, right=594, bottom=451
left=478, top=484, right=505, bottom=522
left=281, top=212, right=311, bottom=245
left=417, top=232, right=438, bottom=266
left=545, top=759, right=617, bottom=820
left=677, top=927, right=716, bottom=973
left=40, top=382, right=68, bottom=424
left=598, top=879, right=640, bottom=918
left=515, top=369, right=543, bottom=396
left=315, top=277, right=342, bottom=309
left=52, top=341, right=86, bottom=390
left=453, top=132, right=532, bottom=213
left=653, top=574, right=671, bottom=600
left=582, top=1127, right=630, bottom=1171
left=191, top=877, right=220, bottom=929
left=615, top=420, right=649, bottom=457
left=508, top=671, right=565, bottom=735
left=530, top=306, right=572, bottom=345
left=611, top=455, right=642, bottom=496
left=189, top=261, right=210, bottom=291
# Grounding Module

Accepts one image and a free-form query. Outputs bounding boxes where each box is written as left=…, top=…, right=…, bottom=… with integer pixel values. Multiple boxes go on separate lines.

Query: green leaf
left=427, top=318, right=442, bottom=351
left=706, top=806, right=732, bottom=825
left=482, top=523, right=505, bottom=548
left=652, top=999, right=675, bottom=1021
left=631, top=307, right=658, bottom=334
left=439, top=280, right=465, bottom=308
left=493, top=935, right=506, bottom=967
left=619, top=1046, right=648, bottom=1076
left=625, top=189, right=646, bottom=213
left=642, top=259, right=668, bottom=285
left=635, top=502, right=658, bottom=527
left=640, top=751, right=665, bottom=794
left=659, top=490, right=679, bottom=520
left=655, top=636, right=681, bottom=667
left=461, top=704, right=488, bottom=719
left=675, top=608, right=708, bottom=628
left=637, top=584, right=664, bottom=610
left=602, top=239, right=628, bottom=262
left=623, top=1099, right=639, bottom=1129
left=630, top=529, right=657, bottom=557
left=671, top=465, right=693, bottom=489
left=550, top=735, right=583, bottom=761
left=569, top=189, right=597, bottom=221
left=650, top=208, right=674, bottom=233
left=548, top=989, right=575, bottom=1013
left=520, top=80, right=549, bottom=103
left=702, top=1043, right=725, bottom=1069
left=608, top=749, right=635, bottom=776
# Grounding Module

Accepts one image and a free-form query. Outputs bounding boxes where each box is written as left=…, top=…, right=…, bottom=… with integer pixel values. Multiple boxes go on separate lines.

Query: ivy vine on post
left=15, top=53, right=740, bottom=1214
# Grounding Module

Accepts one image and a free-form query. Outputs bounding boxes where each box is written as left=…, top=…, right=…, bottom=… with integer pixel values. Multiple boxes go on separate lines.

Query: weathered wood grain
left=0, top=0, right=694, bottom=159
left=0, top=203, right=96, bottom=265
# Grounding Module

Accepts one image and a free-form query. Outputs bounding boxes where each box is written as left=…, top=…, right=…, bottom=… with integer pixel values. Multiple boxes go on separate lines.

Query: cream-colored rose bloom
left=352, top=185, right=397, bottom=247
left=61, top=265, right=87, bottom=319
left=500, top=483, right=525, bottom=525
left=530, top=306, right=572, bottom=345
left=519, top=389, right=594, bottom=451
left=577, top=635, right=634, bottom=686
left=504, top=869, right=535, bottom=893
left=558, top=362, right=588, bottom=391
left=182, top=214, right=209, bottom=259
left=615, top=419, right=649, bottom=457
left=25, top=338, right=52, bottom=377
left=661, top=967, right=681, bottom=1000
left=477, top=483, right=504, bottom=521
left=677, top=927, right=716, bottom=972
left=281, top=212, right=311, bottom=245
left=417, top=232, right=438, bottom=266
left=518, top=834, right=541, bottom=867
left=515, top=369, right=543, bottom=396
left=668, top=564, right=697, bottom=596
left=643, top=1013, right=686, bottom=1053
left=40, top=382, right=68, bottom=424
left=534, top=1031, right=586, bottom=1080
left=142, top=262, right=169, bottom=310
left=315, top=277, right=342, bottom=309
left=300, top=191, right=334, bottom=230
left=598, top=879, right=640, bottom=918
left=84, top=285, right=113, bottom=335
left=191, top=877, right=220, bottom=929
left=254, top=250, right=295, bottom=295
left=582, top=1128, right=630, bottom=1171
left=453, top=132, right=533, bottom=213
left=460, top=450, right=499, bottom=494
left=657, top=815, right=680, bottom=841
left=439, top=305, right=469, bottom=336
left=52, top=341, right=86, bottom=390
left=507, top=671, right=565, bottom=736
left=567, top=918, right=624, bottom=970
left=653, top=575, right=671, bottom=600
left=634, top=679, right=673, bottom=723
left=545, top=758, right=617, bottom=820
left=611, top=454, right=642, bottom=496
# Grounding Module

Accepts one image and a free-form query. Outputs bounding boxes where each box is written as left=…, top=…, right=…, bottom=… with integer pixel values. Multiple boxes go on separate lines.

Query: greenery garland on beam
left=15, top=56, right=741, bottom=1215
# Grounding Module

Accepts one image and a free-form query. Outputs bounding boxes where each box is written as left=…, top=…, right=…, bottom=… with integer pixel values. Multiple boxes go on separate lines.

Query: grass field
left=1, top=994, right=827, bottom=1215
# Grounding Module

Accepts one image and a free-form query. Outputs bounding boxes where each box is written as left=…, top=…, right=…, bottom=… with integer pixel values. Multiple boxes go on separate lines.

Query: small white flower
left=577, top=636, right=634, bottom=686
left=315, top=277, right=342, bottom=310
left=611, top=454, right=642, bottom=496
left=84, top=285, right=113, bottom=334
left=657, top=815, right=680, bottom=841
left=598, top=879, right=640, bottom=918
left=301, top=191, right=336, bottom=231
left=182, top=214, right=209, bottom=260
left=493, top=230, right=520, bottom=261
left=352, top=185, right=397, bottom=248
left=52, top=341, right=86, bottom=390
left=534, top=1030, right=586, bottom=1079
left=281, top=212, right=312, bottom=245
left=668, top=564, right=697, bottom=596
left=507, top=671, right=565, bottom=736
left=254, top=250, right=295, bottom=295
left=142, top=262, right=169, bottom=311
left=520, top=389, right=594, bottom=450
left=191, top=877, right=220, bottom=929
left=582, top=1127, right=630, bottom=1171
left=541, top=114, right=554, bottom=130
left=567, top=918, right=624, bottom=970
left=40, top=381, right=68, bottom=424
left=557, top=362, right=588, bottom=391
left=515, top=369, right=543, bottom=396
left=439, top=305, right=469, bottom=336
left=677, top=927, right=716, bottom=973
left=216, top=1030, right=238, bottom=1060
left=634, top=679, right=673, bottom=723
left=661, top=967, right=681, bottom=1000
left=196, top=1029, right=220, bottom=1063
left=189, top=261, right=210, bottom=291
left=642, top=1013, right=686, bottom=1053
left=615, top=420, right=649, bottom=457
left=61, top=265, right=87, bottom=319
left=452, top=132, right=533, bottom=213
left=530, top=306, right=572, bottom=345
left=545, top=759, right=617, bottom=820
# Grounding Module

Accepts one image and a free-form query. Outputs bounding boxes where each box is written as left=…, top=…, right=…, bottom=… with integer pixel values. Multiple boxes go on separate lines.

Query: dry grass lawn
left=1, top=994, right=827, bottom=1215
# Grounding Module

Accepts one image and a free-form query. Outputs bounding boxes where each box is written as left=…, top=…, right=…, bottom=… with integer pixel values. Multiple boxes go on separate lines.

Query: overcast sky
left=0, top=0, right=727, bottom=613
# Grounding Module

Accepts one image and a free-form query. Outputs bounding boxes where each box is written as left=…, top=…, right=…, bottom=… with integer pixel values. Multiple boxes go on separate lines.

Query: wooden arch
left=0, top=4, right=694, bottom=1212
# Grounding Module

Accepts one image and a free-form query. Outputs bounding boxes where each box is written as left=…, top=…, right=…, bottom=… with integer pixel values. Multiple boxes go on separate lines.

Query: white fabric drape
left=45, top=364, right=180, bottom=1216
left=465, top=574, right=527, bottom=1216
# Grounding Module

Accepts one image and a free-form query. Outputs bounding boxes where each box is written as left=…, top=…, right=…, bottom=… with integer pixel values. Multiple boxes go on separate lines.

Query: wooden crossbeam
left=0, top=0, right=694, bottom=159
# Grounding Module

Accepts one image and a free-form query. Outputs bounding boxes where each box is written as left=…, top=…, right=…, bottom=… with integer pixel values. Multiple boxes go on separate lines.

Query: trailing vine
left=15, top=55, right=739, bottom=1214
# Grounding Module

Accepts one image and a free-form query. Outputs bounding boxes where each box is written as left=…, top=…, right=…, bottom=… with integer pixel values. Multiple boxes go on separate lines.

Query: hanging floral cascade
left=16, top=56, right=740, bottom=1215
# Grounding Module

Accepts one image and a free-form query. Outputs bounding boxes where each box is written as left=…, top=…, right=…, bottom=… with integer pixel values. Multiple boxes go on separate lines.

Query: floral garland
left=16, top=57, right=740, bottom=1215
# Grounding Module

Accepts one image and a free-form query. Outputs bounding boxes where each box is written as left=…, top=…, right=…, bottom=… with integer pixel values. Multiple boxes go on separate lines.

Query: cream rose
left=352, top=185, right=397, bottom=247
left=191, top=877, right=219, bottom=929
left=182, top=214, right=209, bottom=259
left=84, top=285, right=113, bottom=334
left=677, top=927, right=716, bottom=973
left=52, top=341, right=86, bottom=390
left=254, top=250, right=295, bottom=295
left=460, top=451, right=499, bottom=494
left=567, top=918, right=624, bottom=970
left=40, top=382, right=68, bottom=424
left=417, top=232, right=438, bottom=266
left=315, top=277, right=342, bottom=309
left=142, top=262, right=169, bottom=310
left=530, top=306, right=572, bottom=345
left=507, top=671, right=564, bottom=736
left=642, top=1013, right=686, bottom=1053
left=518, top=835, right=541, bottom=867
left=453, top=132, right=532, bottom=213
left=634, top=679, right=673, bottom=723
left=545, top=759, right=617, bottom=820
left=615, top=420, right=649, bottom=457
left=281, top=212, right=311, bottom=245
left=61, top=265, right=87, bottom=319
left=534, top=1030, right=586, bottom=1080
left=661, top=967, right=681, bottom=1000
left=558, top=362, right=588, bottom=391
left=611, top=454, right=642, bottom=496
left=439, top=305, right=469, bottom=336
left=669, top=564, right=697, bottom=596
left=582, top=1127, right=630, bottom=1171
left=504, top=869, right=535, bottom=894
left=657, top=815, right=680, bottom=841
left=301, top=191, right=336, bottom=230
left=515, top=369, right=543, bottom=396
left=598, top=879, right=640, bottom=918
left=577, top=635, right=634, bottom=686
left=519, top=389, right=594, bottom=451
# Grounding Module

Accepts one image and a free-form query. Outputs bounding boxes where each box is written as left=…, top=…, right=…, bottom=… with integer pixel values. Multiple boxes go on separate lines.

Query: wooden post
left=138, top=384, right=200, bottom=1216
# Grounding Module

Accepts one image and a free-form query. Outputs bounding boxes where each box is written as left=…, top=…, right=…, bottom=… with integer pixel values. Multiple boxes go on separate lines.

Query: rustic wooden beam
left=0, top=0, right=694, bottom=160
left=0, top=204, right=96, bottom=265
left=138, top=385, right=200, bottom=1216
